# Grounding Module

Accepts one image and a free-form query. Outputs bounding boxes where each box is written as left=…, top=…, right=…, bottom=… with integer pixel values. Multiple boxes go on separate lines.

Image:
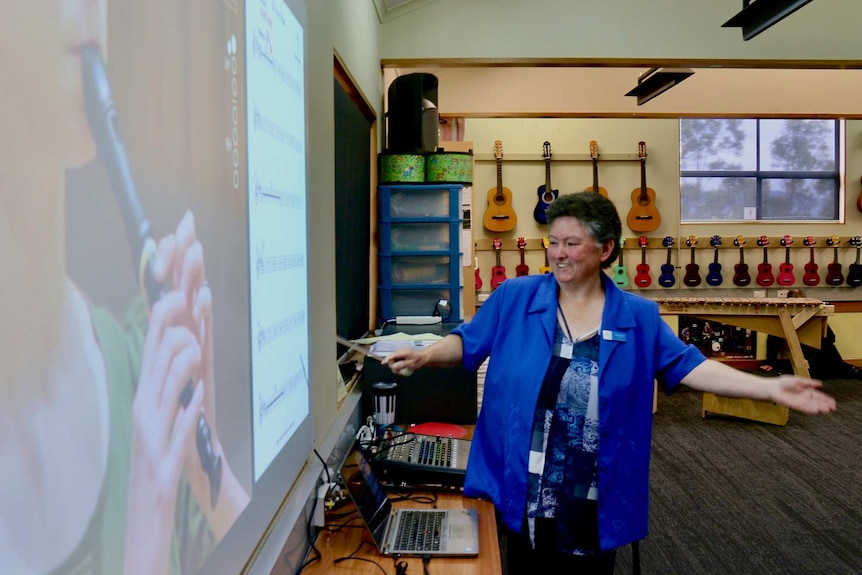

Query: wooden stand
left=656, top=297, right=833, bottom=426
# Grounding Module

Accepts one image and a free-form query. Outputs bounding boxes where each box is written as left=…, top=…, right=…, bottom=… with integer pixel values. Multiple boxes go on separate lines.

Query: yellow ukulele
left=539, top=237, right=552, bottom=274
left=483, top=140, right=517, bottom=232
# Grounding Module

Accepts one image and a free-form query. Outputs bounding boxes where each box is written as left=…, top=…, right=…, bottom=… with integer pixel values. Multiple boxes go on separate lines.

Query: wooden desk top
left=301, top=490, right=501, bottom=575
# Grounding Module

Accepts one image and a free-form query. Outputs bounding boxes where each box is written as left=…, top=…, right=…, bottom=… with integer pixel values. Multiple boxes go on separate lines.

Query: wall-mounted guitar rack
left=473, top=153, right=640, bottom=162
left=475, top=236, right=860, bottom=251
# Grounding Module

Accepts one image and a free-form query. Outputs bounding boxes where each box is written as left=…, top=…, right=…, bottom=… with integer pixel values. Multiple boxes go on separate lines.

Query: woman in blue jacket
left=382, top=191, right=835, bottom=575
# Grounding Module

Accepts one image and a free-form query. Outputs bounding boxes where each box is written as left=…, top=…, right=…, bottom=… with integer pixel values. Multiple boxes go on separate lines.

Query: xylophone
left=654, top=297, right=833, bottom=425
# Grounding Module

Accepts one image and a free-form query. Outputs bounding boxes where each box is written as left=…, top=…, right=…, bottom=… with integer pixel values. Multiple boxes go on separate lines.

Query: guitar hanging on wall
left=627, top=141, right=661, bottom=233
left=802, top=236, right=821, bottom=287
left=474, top=256, right=483, bottom=291
left=847, top=236, right=862, bottom=287
left=540, top=237, right=552, bottom=275
left=732, top=235, right=751, bottom=287
left=491, top=237, right=507, bottom=289
left=777, top=235, right=795, bottom=286
left=755, top=235, right=775, bottom=287
left=634, top=236, right=652, bottom=288
left=516, top=237, right=530, bottom=277
left=825, top=235, right=845, bottom=286
left=533, top=141, right=558, bottom=224
left=705, top=235, right=723, bottom=286
left=611, top=237, right=629, bottom=288
left=584, top=140, right=608, bottom=197
left=683, top=235, right=702, bottom=287
left=483, top=140, right=517, bottom=232
left=658, top=235, right=676, bottom=288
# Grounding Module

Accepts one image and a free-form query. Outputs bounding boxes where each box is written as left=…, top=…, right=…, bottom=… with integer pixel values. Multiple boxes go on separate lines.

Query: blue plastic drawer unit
left=378, top=184, right=464, bottom=322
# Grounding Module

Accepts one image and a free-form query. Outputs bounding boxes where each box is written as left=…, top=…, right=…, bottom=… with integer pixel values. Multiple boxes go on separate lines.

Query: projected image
left=0, top=2, right=271, bottom=574
left=246, top=1, right=309, bottom=480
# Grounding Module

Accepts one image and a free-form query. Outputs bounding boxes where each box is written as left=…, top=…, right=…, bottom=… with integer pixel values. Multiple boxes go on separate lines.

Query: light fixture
left=722, top=0, right=814, bottom=41
left=624, top=67, right=694, bottom=106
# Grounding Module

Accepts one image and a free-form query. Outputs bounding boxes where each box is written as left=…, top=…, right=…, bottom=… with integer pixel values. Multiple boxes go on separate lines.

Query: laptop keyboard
left=395, top=510, right=445, bottom=551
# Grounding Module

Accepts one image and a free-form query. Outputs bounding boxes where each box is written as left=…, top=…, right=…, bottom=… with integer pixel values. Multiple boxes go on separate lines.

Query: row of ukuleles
left=483, top=140, right=661, bottom=233
left=477, top=234, right=862, bottom=291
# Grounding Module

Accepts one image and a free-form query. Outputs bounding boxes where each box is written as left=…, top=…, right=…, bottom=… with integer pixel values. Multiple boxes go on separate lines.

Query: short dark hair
left=545, top=191, right=622, bottom=269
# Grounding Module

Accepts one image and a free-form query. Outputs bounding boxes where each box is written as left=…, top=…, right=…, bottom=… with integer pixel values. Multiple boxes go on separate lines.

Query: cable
left=422, top=553, right=431, bottom=575
left=332, top=540, right=388, bottom=574
left=293, top=448, right=331, bottom=574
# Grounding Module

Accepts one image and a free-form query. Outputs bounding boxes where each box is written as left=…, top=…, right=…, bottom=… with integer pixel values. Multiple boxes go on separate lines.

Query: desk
left=655, top=297, right=833, bottom=425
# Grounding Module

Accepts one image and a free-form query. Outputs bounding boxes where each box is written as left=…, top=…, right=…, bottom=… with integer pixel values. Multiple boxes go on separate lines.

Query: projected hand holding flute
left=82, top=47, right=222, bottom=508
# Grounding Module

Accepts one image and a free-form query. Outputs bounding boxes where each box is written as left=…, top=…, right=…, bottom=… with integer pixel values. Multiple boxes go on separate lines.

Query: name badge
left=602, top=329, right=626, bottom=342
left=560, top=341, right=574, bottom=359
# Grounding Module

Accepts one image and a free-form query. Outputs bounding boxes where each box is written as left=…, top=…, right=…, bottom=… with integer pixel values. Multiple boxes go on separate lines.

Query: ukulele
left=683, top=235, right=702, bottom=287
left=483, top=140, right=517, bottom=232
left=634, top=236, right=652, bottom=288
left=731, top=235, right=751, bottom=287
left=584, top=140, right=608, bottom=197
left=474, top=256, right=483, bottom=291
left=802, top=236, right=821, bottom=287
left=658, top=235, right=676, bottom=288
left=825, top=235, right=845, bottom=286
left=491, top=237, right=507, bottom=289
left=847, top=236, right=862, bottom=287
left=515, top=237, right=529, bottom=276
left=705, top=235, right=723, bottom=286
left=611, top=237, right=629, bottom=288
left=777, top=235, right=795, bottom=286
left=533, top=141, right=558, bottom=224
left=627, top=141, right=661, bottom=233
left=539, top=237, right=552, bottom=275
left=755, top=235, right=775, bottom=287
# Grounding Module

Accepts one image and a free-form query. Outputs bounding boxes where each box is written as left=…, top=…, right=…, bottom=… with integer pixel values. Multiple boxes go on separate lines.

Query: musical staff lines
left=256, top=250, right=304, bottom=277
left=251, top=31, right=301, bottom=97
left=253, top=176, right=304, bottom=209
left=258, top=365, right=304, bottom=422
left=252, top=105, right=302, bottom=153
left=257, top=309, right=306, bottom=350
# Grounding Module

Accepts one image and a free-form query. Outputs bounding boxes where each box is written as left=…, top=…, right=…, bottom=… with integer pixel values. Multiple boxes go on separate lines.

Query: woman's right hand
left=124, top=289, right=204, bottom=575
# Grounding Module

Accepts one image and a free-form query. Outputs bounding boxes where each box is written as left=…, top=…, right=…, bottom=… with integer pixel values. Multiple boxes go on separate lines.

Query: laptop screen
left=345, top=451, right=393, bottom=548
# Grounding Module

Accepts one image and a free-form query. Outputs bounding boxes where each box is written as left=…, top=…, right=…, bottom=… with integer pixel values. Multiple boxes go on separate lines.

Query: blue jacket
left=453, top=272, right=705, bottom=551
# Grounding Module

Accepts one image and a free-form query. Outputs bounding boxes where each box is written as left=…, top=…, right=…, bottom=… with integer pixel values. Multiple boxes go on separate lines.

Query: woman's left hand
left=771, top=376, right=837, bottom=414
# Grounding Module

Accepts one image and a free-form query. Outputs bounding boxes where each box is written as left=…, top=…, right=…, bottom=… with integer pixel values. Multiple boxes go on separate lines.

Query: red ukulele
left=825, top=235, right=845, bottom=286
left=515, top=237, right=529, bottom=277
left=634, top=236, right=652, bottom=287
left=755, top=235, right=775, bottom=287
left=491, top=237, right=507, bottom=289
left=474, top=257, right=483, bottom=291
left=802, top=236, right=820, bottom=287
left=776, top=235, right=795, bottom=286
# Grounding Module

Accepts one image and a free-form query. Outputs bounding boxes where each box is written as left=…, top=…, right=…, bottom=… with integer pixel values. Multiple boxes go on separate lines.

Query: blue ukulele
left=658, top=236, right=676, bottom=287
left=533, top=141, right=558, bottom=224
left=705, top=235, right=723, bottom=286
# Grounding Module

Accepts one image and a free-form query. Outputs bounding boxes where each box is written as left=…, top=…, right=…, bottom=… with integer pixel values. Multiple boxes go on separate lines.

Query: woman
left=0, top=3, right=248, bottom=574
left=383, top=191, right=835, bottom=574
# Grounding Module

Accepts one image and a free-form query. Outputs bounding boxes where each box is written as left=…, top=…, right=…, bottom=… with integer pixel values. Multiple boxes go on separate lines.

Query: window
left=679, top=119, right=842, bottom=222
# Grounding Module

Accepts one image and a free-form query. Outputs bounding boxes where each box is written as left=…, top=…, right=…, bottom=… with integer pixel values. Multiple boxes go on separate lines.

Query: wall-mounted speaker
left=386, top=73, right=439, bottom=154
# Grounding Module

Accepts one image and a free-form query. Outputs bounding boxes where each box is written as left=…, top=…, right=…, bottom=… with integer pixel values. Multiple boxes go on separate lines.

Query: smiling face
left=547, top=216, right=613, bottom=285
left=1, top=1, right=107, bottom=168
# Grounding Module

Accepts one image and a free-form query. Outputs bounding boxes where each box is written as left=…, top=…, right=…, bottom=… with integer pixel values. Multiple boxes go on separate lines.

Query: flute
left=81, top=46, right=223, bottom=508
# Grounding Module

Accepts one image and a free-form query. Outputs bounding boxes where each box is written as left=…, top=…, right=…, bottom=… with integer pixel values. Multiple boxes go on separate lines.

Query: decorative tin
left=425, top=152, right=473, bottom=184
left=379, top=153, right=425, bottom=183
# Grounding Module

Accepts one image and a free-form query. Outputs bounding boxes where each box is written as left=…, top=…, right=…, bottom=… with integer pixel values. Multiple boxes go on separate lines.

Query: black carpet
left=614, top=378, right=862, bottom=575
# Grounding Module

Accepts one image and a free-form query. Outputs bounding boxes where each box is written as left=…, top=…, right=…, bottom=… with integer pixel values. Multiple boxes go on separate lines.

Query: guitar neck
left=639, top=159, right=647, bottom=201
left=495, top=158, right=503, bottom=201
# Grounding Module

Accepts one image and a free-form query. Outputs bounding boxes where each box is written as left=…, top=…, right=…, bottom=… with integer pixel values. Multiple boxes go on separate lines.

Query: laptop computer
left=342, top=448, right=480, bottom=557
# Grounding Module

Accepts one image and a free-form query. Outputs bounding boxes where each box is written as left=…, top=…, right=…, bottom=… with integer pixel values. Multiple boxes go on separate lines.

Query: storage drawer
left=380, top=222, right=455, bottom=252
left=380, top=184, right=461, bottom=218
left=381, top=255, right=452, bottom=284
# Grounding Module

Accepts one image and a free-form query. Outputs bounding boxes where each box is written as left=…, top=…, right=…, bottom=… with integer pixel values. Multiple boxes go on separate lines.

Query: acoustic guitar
left=847, top=236, right=862, bottom=287
left=732, top=235, right=751, bottom=287
left=825, top=235, right=845, bottom=286
left=683, top=235, right=702, bottom=287
left=705, top=235, right=723, bottom=286
left=584, top=140, right=608, bottom=197
left=611, top=237, right=629, bottom=288
left=776, top=235, right=795, bottom=286
left=491, top=237, right=507, bottom=289
left=755, top=235, right=775, bottom=287
left=515, top=237, right=529, bottom=277
left=658, top=235, right=676, bottom=288
left=634, top=235, right=652, bottom=288
left=483, top=140, right=517, bottom=232
left=802, top=236, right=820, bottom=287
left=627, top=141, right=661, bottom=233
left=474, top=256, right=483, bottom=291
left=533, top=141, right=558, bottom=224
left=539, top=237, right=552, bottom=275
